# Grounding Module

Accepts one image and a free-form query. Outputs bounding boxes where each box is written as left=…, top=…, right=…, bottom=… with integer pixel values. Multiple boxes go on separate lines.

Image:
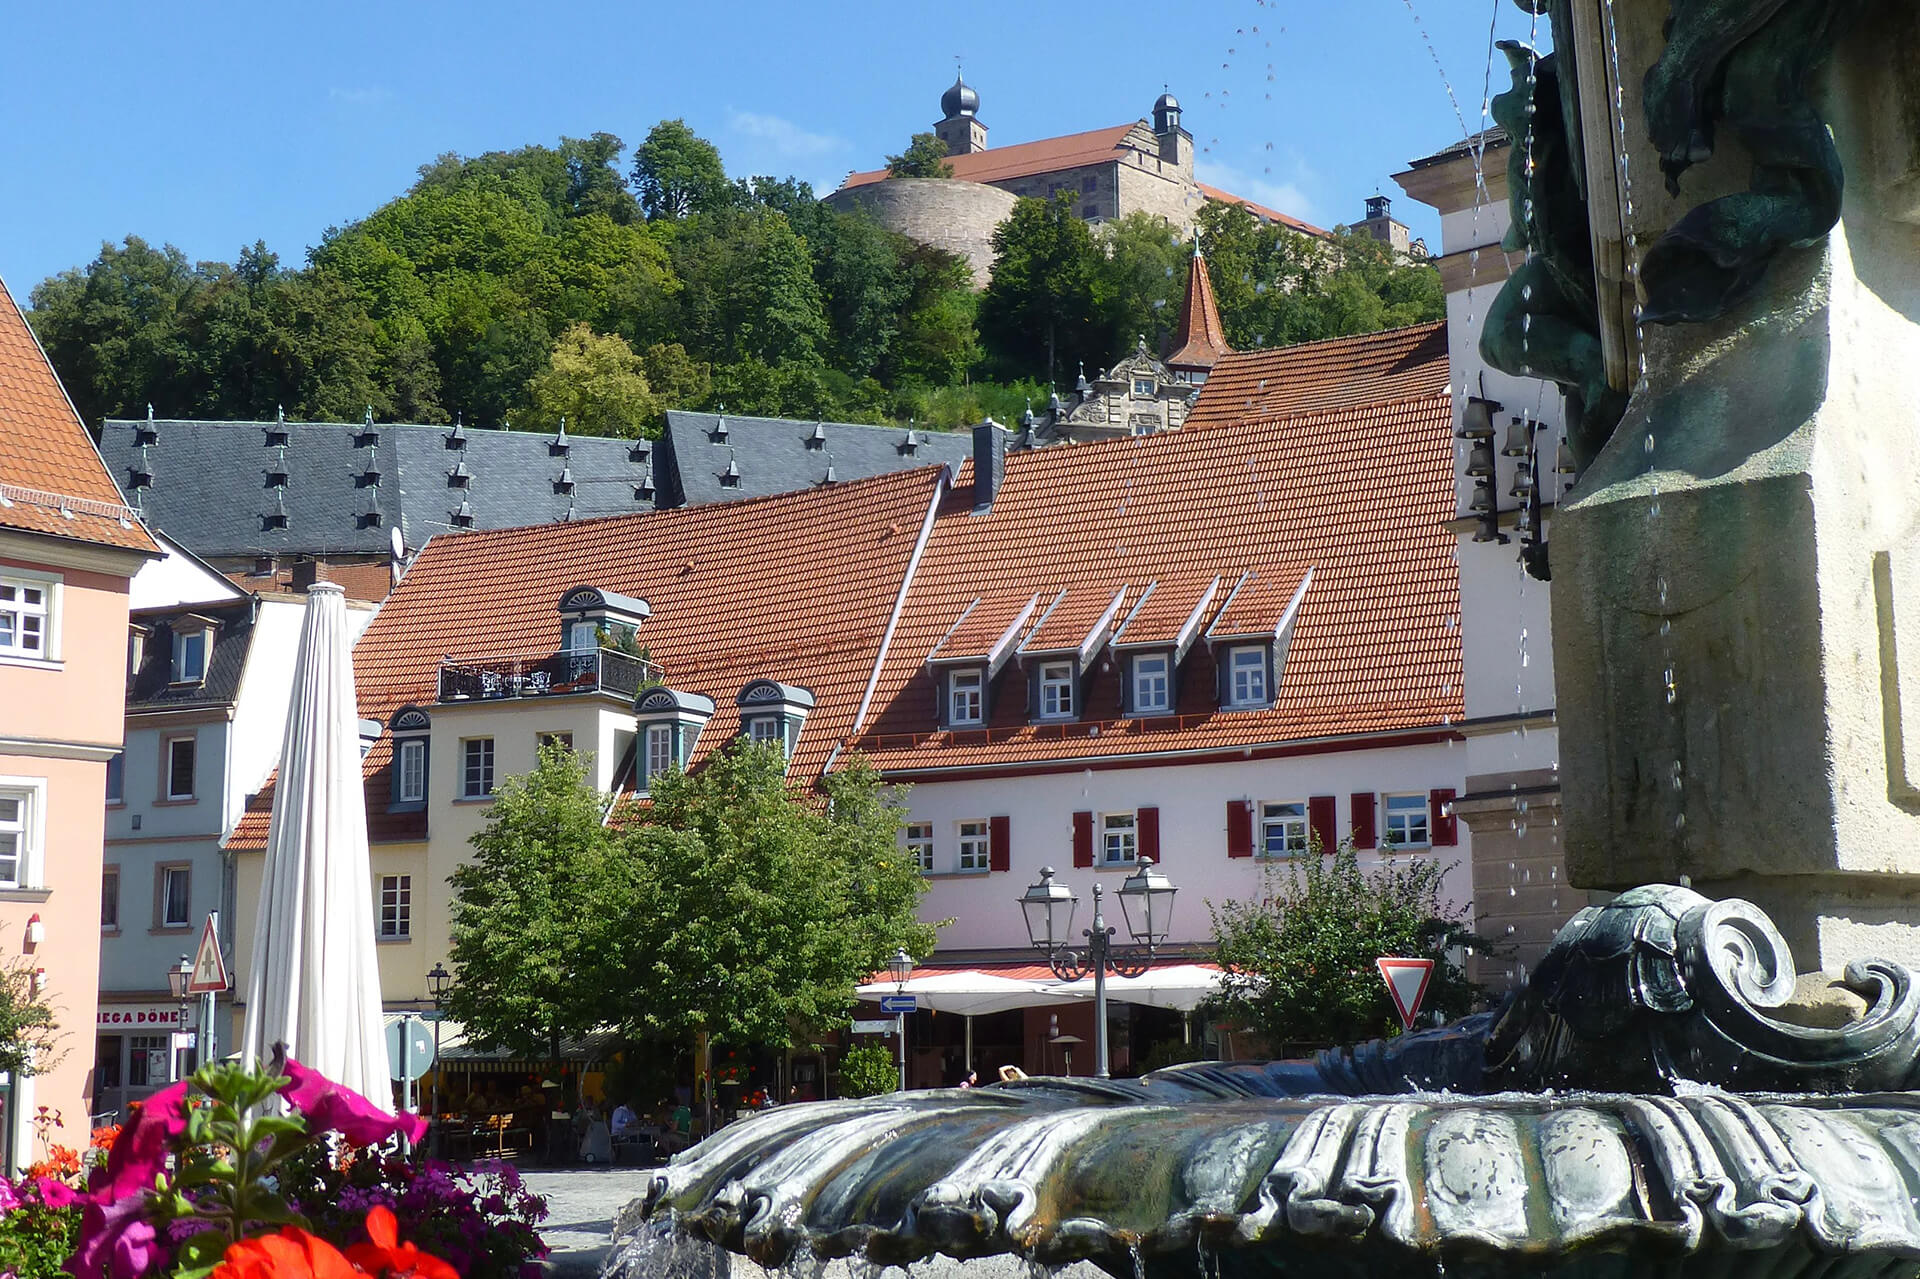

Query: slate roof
left=102, top=417, right=655, bottom=558
left=848, top=390, right=1462, bottom=772
left=127, top=599, right=255, bottom=712
left=1183, top=322, right=1451, bottom=431
left=0, top=278, right=158, bottom=556
left=658, top=412, right=972, bottom=508
left=226, top=465, right=948, bottom=851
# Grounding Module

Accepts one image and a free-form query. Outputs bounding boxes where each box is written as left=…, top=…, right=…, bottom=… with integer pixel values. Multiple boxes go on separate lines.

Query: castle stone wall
left=825, top=179, right=1019, bottom=289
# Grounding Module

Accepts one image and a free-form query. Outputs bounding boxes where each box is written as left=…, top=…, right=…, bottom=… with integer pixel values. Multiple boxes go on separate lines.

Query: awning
left=382, top=1015, right=618, bottom=1072
left=1044, top=963, right=1223, bottom=1012
left=855, top=970, right=1087, bottom=1017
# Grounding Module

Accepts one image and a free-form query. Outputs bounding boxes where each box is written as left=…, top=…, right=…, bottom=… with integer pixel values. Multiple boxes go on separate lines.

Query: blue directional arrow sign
left=879, top=994, right=918, bottom=1014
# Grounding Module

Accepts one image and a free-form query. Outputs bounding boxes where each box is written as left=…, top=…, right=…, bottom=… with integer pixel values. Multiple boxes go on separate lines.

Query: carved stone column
left=1552, top=0, right=1920, bottom=968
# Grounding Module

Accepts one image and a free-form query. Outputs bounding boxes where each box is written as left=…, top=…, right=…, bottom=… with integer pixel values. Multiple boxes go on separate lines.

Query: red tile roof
left=1111, top=573, right=1224, bottom=649
left=842, top=125, right=1139, bottom=190
left=849, top=388, right=1462, bottom=773
left=1020, top=586, right=1128, bottom=657
left=227, top=466, right=948, bottom=851
left=1166, top=250, right=1231, bottom=371
left=1194, top=184, right=1328, bottom=238
left=1185, top=322, right=1450, bottom=431
left=0, top=278, right=158, bottom=556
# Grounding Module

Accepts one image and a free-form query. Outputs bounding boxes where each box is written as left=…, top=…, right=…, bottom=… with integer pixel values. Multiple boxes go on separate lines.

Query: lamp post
left=887, top=947, right=914, bottom=1091
left=1019, top=859, right=1178, bottom=1079
left=167, top=954, right=194, bottom=1082
left=427, top=962, right=452, bottom=1155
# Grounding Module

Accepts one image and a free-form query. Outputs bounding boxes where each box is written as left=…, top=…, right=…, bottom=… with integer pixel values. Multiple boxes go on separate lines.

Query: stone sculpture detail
left=1641, top=0, right=1864, bottom=324
left=623, top=886, right=1920, bottom=1278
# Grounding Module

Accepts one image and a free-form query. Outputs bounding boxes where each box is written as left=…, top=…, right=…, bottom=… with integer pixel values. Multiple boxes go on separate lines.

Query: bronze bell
left=1501, top=417, right=1534, bottom=458
left=1469, top=479, right=1494, bottom=513
left=1466, top=442, right=1495, bottom=477
left=1457, top=396, right=1498, bottom=441
left=1554, top=439, right=1577, bottom=475
left=1509, top=464, right=1535, bottom=498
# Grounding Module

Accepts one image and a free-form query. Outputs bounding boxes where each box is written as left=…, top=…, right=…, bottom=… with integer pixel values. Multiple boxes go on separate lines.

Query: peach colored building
left=0, top=277, right=158, bottom=1168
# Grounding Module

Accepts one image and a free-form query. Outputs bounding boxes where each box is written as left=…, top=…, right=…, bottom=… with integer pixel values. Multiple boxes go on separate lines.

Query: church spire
left=1165, top=231, right=1231, bottom=378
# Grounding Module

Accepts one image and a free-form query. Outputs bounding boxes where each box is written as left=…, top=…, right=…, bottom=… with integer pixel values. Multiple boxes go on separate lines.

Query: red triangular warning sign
left=1376, top=957, right=1434, bottom=1030
left=188, top=916, right=229, bottom=994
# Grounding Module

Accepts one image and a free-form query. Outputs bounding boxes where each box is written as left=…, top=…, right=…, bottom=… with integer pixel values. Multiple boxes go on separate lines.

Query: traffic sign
left=385, top=1017, right=436, bottom=1082
left=188, top=916, right=229, bottom=994
left=851, top=1019, right=895, bottom=1035
left=879, top=994, right=918, bottom=1014
left=1376, top=957, right=1435, bottom=1030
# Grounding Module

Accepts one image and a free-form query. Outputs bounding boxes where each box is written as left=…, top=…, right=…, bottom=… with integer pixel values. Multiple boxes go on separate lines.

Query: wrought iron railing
left=437, top=648, right=662, bottom=704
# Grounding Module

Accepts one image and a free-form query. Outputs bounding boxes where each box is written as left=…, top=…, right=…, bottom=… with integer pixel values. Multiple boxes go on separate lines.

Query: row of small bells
left=1460, top=397, right=1571, bottom=577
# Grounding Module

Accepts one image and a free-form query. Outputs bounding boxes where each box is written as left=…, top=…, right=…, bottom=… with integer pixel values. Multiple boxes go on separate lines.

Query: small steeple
left=1165, top=230, right=1232, bottom=380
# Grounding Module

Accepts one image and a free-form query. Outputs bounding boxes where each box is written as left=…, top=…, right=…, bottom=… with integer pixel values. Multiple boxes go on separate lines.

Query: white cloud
left=1195, top=153, right=1324, bottom=228
left=723, top=109, right=846, bottom=161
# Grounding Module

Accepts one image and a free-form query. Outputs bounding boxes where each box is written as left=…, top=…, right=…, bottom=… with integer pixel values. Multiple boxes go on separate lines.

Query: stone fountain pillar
left=1550, top=0, right=1920, bottom=969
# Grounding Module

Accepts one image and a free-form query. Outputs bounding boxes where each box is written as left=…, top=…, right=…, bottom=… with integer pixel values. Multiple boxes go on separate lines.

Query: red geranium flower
left=344, top=1206, right=458, bottom=1279
left=211, top=1229, right=360, bottom=1279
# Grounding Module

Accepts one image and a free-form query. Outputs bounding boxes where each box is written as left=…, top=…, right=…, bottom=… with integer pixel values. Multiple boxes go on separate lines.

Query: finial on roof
left=824, top=451, right=838, bottom=485
left=364, top=405, right=374, bottom=427
left=1075, top=363, right=1091, bottom=394
left=147, top=403, right=155, bottom=422
left=1021, top=398, right=1035, bottom=427
left=275, top=405, right=284, bottom=425
left=556, top=416, right=568, bottom=443
left=810, top=420, right=827, bottom=441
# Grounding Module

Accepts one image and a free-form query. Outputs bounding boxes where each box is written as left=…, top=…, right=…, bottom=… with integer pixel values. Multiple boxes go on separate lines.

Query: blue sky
left=1, top=0, right=1548, bottom=293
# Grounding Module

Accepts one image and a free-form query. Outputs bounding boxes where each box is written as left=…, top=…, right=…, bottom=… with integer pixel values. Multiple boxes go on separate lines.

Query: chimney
left=290, top=559, right=327, bottom=592
left=972, top=419, right=1012, bottom=513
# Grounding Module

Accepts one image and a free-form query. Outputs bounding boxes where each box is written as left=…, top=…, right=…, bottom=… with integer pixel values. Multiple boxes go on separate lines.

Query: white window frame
left=956, top=819, right=990, bottom=872
left=0, top=779, right=46, bottom=890
left=378, top=874, right=412, bottom=940
left=172, top=626, right=209, bottom=684
left=948, top=669, right=984, bottom=726
left=904, top=822, right=935, bottom=873
left=1102, top=811, right=1138, bottom=865
left=747, top=717, right=783, bottom=750
left=1132, top=653, right=1170, bottom=714
left=396, top=739, right=426, bottom=803
left=0, top=571, right=59, bottom=664
left=462, top=737, right=495, bottom=798
left=1260, top=801, right=1309, bottom=859
left=1038, top=662, right=1075, bottom=719
left=643, top=723, right=675, bottom=789
left=1384, top=793, right=1431, bottom=848
left=159, top=864, right=192, bottom=928
left=1228, top=646, right=1268, bottom=707
left=1131, top=376, right=1156, bottom=398
left=568, top=620, right=600, bottom=652
left=165, top=736, right=197, bottom=801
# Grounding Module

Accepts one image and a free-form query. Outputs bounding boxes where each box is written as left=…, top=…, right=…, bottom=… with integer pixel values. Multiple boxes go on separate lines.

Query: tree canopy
left=886, top=134, right=955, bottom=179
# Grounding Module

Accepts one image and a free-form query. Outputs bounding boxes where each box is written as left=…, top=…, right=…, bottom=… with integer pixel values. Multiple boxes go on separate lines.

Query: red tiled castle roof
left=1185, top=322, right=1450, bottom=430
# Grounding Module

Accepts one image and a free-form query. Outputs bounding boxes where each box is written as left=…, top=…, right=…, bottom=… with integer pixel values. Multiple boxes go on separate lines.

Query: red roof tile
left=1111, top=573, right=1225, bottom=650
left=850, top=388, right=1462, bottom=773
left=1166, top=251, right=1231, bottom=371
left=228, top=466, right=948, bottom=851
left=0, top=278, right=158, bottom=556
left=1195, top=184, right=1329, bottom=238
left=1186, top=322, right=1450, bottom=430
left=927, top=592, right=1040, bottom=665
left=1020, top=586, right=1129, bottom=658
left=842, top=125, right=1139, bottom=190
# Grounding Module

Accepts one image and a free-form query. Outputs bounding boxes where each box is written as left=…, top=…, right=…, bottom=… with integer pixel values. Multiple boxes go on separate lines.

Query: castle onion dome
left=942, top=73, right=979, bottom=119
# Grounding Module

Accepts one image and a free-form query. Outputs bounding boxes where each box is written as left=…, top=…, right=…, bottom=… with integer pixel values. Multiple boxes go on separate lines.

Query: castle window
left=1081, top=175, right=1097, bottom=193
left=1132, top=377, right=1156, bottom=398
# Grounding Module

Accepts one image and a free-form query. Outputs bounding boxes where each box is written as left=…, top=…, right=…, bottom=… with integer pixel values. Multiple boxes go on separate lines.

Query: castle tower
left=1165, top=237, right=1230, bottom=384
left=935, top=72, right=987, bottom=157
left=1152, top=90, right=1192, bottom=172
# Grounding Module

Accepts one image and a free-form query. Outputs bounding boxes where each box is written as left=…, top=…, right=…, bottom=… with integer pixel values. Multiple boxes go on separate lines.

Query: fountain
left=611, top=3, right=1920, bottom=1275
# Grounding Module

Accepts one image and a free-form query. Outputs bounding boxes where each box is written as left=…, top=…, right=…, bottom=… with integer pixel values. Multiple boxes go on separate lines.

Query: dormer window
left=566, top=619, right=600, bottom=653
left=265, top=425, right=290, bottom=447
left=628, top=441, right=651, bottom=464
left=266, top=468, right=289, bottom=489
left=262, top=511, right=289, bottom=531
left=900, top=430, right=920, bottom=455
left=354, top=428, right=379, bottom=449
left=710, top=416, right=728, bottom=442
left=1131, top=653, right=1171, bottom=715
left=135, top=422, right=159, bottom=447
left=1132, top=377, right=1157, bottom=398
left=735, top=680, right=814, bottom=762
left=446, top=423, right=466, bottom=450
left=720, top=460, right=741, bottom=489
left=556, top=586, right=651, bottom=658
left=1226, top=646, right=1269, bottom=707
left=1037, top=661, right=1074, bottom=719
left=634, top=475, right=655, bottom=501
left=807, top=422, right=827, bottom=450
left=452, top=500, right=475, bottom=529
left=553, top=467, right=575, bottom=496
left=172, top=625, right=209, bottom=684
left=448, top=463, right=471, bottom=488
left=948, top=669, right=984, bottom=726
left=356, top=468, right=381, bottom=488
left=746, top=717, right=782, bottom=748
left=128, top=467, right=152, bottom=490
left=635, top=687, right=715, bottom=794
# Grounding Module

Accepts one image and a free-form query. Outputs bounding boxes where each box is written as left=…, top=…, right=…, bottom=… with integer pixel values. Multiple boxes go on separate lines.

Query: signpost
left=878, top=994, right=917, bottom=1015
left=1376, top=957, right=1435, bottom=1031
left=851, top=1019, right=895, bottom=1035
left=188, top=913, right=230, bottom=1067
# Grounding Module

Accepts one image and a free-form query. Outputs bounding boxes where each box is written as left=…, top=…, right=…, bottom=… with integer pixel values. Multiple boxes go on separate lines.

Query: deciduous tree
left=885, top=133, right=954, bottom=179
left=524, top=322, right=659, bottom=437
left=977, top=194, right=1101, bottom=384
left=631, top=119, right=732, bottom=222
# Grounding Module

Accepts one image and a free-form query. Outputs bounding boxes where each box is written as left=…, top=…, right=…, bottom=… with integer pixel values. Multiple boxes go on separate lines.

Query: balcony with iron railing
left=436, top=647, right=663, bottom=705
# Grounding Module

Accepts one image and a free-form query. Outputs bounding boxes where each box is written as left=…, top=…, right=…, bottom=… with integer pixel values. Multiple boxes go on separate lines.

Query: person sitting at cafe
left=610, top=1099, right=639, bottom=1136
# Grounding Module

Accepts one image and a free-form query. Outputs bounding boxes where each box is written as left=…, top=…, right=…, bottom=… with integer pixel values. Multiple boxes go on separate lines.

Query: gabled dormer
left=1204, top=567, right=1313, bottom=712
left=633, top=687, right=715, bottom=794
left=388, top=705, right=430, bottom=810
left=736, top=680, right=815, bottom=757
left=1109, top=574, right=1223, bottom=717
left=556, top=585, right=651, bottom=654
left=1014, top=586, right=1129, bottom=723
left=168, top=613, right=219, bottom=685
left=925, top=592, right=1040, bottom=730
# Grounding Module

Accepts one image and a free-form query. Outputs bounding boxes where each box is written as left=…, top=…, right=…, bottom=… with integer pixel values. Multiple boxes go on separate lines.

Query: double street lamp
left=1018, top=859, right=1178, bottom=1079
left=887, top=947, right=914, bottom=1091
left=167, top=954, right=194, bottom=1082
left=427, top=962, right=453, bottom=1153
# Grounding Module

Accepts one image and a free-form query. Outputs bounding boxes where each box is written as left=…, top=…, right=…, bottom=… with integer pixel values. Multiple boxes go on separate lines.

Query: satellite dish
left=389, top=525, right=405, bottom=562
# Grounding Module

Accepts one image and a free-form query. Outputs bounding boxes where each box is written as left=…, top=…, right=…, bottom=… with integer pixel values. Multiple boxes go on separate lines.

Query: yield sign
left=188, top=915, right=230, bottom=994
left=1376, top=957, right=1433, bottom=1030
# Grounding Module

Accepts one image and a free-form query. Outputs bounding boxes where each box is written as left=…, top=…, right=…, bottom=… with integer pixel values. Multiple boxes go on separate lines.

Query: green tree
left=0, top=945, right=60, bottom=1081
left=609, top=743, right=938, bottom=1050
left=639, top=341, right=711, bottom=416
left=1093, top=212, right=1190, bottom=356
left=446, top=745, right=619, bottom=1063
left=837, top=1044, right=898, bottom=1098
left=26, top=236, right=202, bottom=426
left=885, top=133, right=954, bottom=179
left=977, top=194, right=1101, bottom=384
left=631, top=119, right=733, bottom=222
left=1207, top=841, right=1488, bottom=1052
left=524, top=322, right=659, bottom=437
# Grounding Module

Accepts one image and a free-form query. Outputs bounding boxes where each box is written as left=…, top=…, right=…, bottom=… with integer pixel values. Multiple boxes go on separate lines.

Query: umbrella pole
left=964, top=1015, right=973, bottom=1075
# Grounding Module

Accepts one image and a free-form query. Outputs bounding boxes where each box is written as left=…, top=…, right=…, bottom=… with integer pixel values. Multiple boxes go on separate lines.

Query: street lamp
left=167, top=954, right=194, bottom=1082
left=1019, top=859, right=1178, bottom=1079
left=427, top=962, right=452, bottom=1154
left=887, top=947, right=914, bottom=1091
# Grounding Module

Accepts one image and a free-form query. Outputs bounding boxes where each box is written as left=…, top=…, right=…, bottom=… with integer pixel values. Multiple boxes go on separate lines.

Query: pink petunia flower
left=66, top=1193, right=163, bottom=1279
left=278, top=1060, right=427, bottom=1147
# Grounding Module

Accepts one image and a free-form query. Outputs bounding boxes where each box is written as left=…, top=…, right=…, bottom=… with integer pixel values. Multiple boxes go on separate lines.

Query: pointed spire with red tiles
left=1166, top=233, right=1232, bottom=377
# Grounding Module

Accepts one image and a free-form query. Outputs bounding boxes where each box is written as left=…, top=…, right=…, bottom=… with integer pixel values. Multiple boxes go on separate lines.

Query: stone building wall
left=996, top=163, right=1119, bottom=220
left=1114, top=157, right=1209, bottom=229
left=824, top=179, right=1020, bottom=288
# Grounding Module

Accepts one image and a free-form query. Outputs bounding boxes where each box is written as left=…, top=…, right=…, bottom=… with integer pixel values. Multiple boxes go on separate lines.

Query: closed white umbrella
left=242, top=583, right=389, bottom=1100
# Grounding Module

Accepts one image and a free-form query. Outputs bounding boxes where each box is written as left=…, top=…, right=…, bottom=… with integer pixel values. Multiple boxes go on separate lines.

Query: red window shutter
left=1226, top=800, right=1253, bottom=858
left=1309, top=795, right=1337, bottom=854
left=989, top=815, right=1011, bottom=872
left=1072, top=810, right=1094, bottom=868
left=1431, top=788, right=1459, bottom=846
left=1350, top=792, right=1377, bottom=850
left=1138, top=806, right=1160, bottom=862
